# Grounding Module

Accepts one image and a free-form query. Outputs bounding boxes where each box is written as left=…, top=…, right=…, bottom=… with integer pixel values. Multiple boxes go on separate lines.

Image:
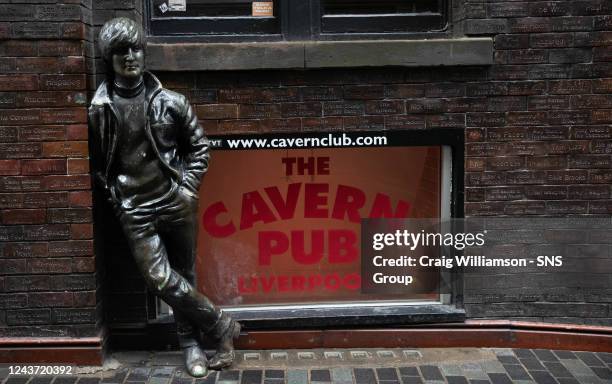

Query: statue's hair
left=98, top=17, right=144, bottom=64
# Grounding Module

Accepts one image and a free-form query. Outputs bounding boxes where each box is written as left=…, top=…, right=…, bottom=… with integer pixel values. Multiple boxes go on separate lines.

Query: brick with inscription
left=507, top=81, right=546, bottom=95
left=0, top=127, right=18, bottom=143
left=506, top=171, right=547, bottom=184
left=11, top=22, right=59, bottom=39
left=0, top=193, right=23, bottom=209
left=466, top=128, right=484, bottom=142
left=550, top=80, right=591, bottom=94
left=260, top=88, right=300, bottom=103
left=24, top=192, right=68, bottom=208
left=23, top=224, right=70, bottom=241
left=343, top=116, right=384, bottom=131
left=16, top=91, right=86, bottom=108
left=568, top=155, right=611, bottom=169
left=238, top=104, right=281, bottom=119
left=38, top=41, right=83, bottom=56
left=0, top=41, right=37, bottom=56
left=488, top=96, right=526, bottom=112
left=426, top=114, right=465, bottom=128
left=218, top=120, right=260, bottom=134
left=467, top=143, right=507, bottom=156
left=546, top=201, right=588, bottom=214
left=505, top=201, right=546, bottom=215
left=466, top=82, right=508, bottom=97
left=571, top=0, right=611, bottom=15
left=0, top=109, right=42, bottom=125
left=343, top=85, right=384, bottom=100
left=48, top=208, right=91, bottom=223
left=549, top=111, right=590, bottom=125
left=466, top=158, right=486, bottom=172
left=524, top=186, right=567, bottom=200
left=73, top=291, right=96, bottom=307
left=0, top=5, right=35, bottom=22
left=507, top=111, right=547, bottom=125
left=40, top=75, right=85, bottom=91
left=0, top=226, right=24, bottom=241
left=41, top=108, right=87, bottom=124
left=528, top=96, right=569, bottom=110
left=465, top=3, right=486, bottom=18
left=425, top=83, right=465, bottom=98
left=281, top=102, right=322, bottom=118
left=5, top=275, right=50, bottom=292
left=495, top=34, right=529, bottom=49
left=547, top=141, right=589, bottom=154
left=1, top=242, right=48, bottom=258
left=529, top=2, right=571, bottom=16
left=549, top=48, right=592, bottom=63
left=530, top=33, right=572, bottom=48
left=509, top=17, right=552, bottom=33
left=547, top=170, right=588, bottom=184
left=302, top=117, right=343, bottom=132
left=568, top=186, right=610, bottom=200
left=364, top=100, right=404, bottom=115
left=6, top=309, right=50, bottom=325
left=466, top=172, right=506, bottom=186
left=532, top=127, right=569, bottom=140
left=465, top=19, right=509, bottom=35
left=0, top=160, right=19, bottom=176
left=301, top=86, right=342, bottom=101
left=384, top=84, right=425, bottom=98
left=406, top=99, right=445, bottom=114
left=49, top=240, right=93, bottom=257
left=508, top=142, right=548, bottom=156
left=467, top=113, right=505, bottom=127
left=35, top=5, right=82, bottom=21
left=0, top=294, right=28, bottom=309
left=73, top=257, right=95, bottom=273
left=19, top=126, right=66, bottom=142
left=384, top=115, right=425, bottom=130
left=28, top=292, right=73, bottom=308
left=465, top=202, right=505, bottom=216
left=487, top=156, right=524, bottom=171
left=446, top=97, right=487, bottom=112
left=528, top=64, right=571, bottom=79
left=590, top=140, right=612, bottom=154
left=0, top=143, right=42, bottom=159
left=486, top=187, right=524, bottom=201
left=572, top=126, right=611, bottom=139
left=259, top=118, right=301, bottom=132
left=590, top=170, right=612, bottom=184
left=592, top=110, right=612, bottom=124
left=1, top=209, right=46, bottom=225
left=43, top=175, right=90, bottom=190
left=526, top=156, right=566, bottom=169
left=0, top=259, right=26, bottom=275
left=552, top=16, right=593, bottom=31
left=21, top=159, right=66, bottom=175
left=572, top=94, right=612, bottom=110
left=67, top=159, right=89, bottom=175
left=28, top=258, right=72, bottom=274
left=487, top=127, right=528, bottom=141
left=52, top=308, right=95, bottom=324
left=490, top=65, right=529, bottom=80
left=575, top=31, right=612, bottom=47
left=507, top=49, right=548, bottom=64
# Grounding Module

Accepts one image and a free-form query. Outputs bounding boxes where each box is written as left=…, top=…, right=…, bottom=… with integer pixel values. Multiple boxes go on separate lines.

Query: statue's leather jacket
left=88, top=71, right=209, bottom=201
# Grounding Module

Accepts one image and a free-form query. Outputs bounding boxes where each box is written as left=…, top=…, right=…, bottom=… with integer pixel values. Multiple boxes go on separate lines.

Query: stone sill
left=146, top=38, right=493, bottom=71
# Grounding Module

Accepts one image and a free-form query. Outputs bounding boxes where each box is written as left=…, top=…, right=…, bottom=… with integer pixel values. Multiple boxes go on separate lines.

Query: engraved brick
left=426, top=114, right=465, bottom=128
left=490, top=65, right=529, bottom=80
left=0, top=143, right=42, bottom=159
left=281, top=102, right=322, bottom=118
left=487, top=156, right=524, bottom=170
left=467, top=143, right=507, bottom=156
left=465, top=202, right=505, bottom=216
left=466, top=158, right=486, bottom=172
left=526, top=156, right=566, bottom=169
left=1, top=209, right=46, bottom=224
left=365, top=100, right=404, bottom=115
left=525, top=186, right=567, bottom=200
left=486, top=187, right=524, bottom=201
left=488, top=96, right=526, bottom=111
left=549, top=111, right=591, bottom=125
left=0, top=294, right=28, bottom=309
left=0, top=127, right=18, bottom=143
left=11, top=22, right=59, bottom=39
left=218, top=88, right=258, bottom=103
left=528, top=96, right=569, bottom=110
left=343, top=85, right=384, bottom=100
left=506, top=171, right=547, bottom=184
left=0, top=41, right=37, bottom=56
left=48, top=208, right=91, bottom=223
left=384, top=115, right=425, bottom=130
left=507, top=111, right=548, bottom=125
left=509, top=18, right=552, bottom=33
left=547, top=170, right=588, bottom=184
left=571, top=0, right=611, bottom=15
left=28, top=258, right=72, bottom=273
left=0, top=5, right=35, bottom=21
left=406, top=99, right=445, bottom=114
left=425, top=83, right=465, bottom=98
left=505, top=201, right=546, bottom=215
left=496, top=34, right=529, bottom=50
left=546, top=201, right=588, bottom=214
left=6, top=309, right=50, bottom=325
left=50, top=274, right=95, bottom=290
left=467, top=113, right=505, bottom=127
left=446, top=98, right=488, bottom=112
left=0, top=109, right=42, bottom=125
left=43, top=175, right=90, bottom=190
left=529, top=2, right=571, bottom=16
left=21, top=159, right=66, bottom=175
left=590, top=140, right=612, bottom=154
left=35, top=5, right=82, bottom=21
left=24, top=192, right=68, bottom=208
left=0, top=176, right=45, bottom=192
left=595, top=15, right=612, bottom=30
left=465, top=3, right=486, bottom=18
left=19, top=126, right=66, bottom=142
left=574, top=31, right=612, bottom=47
left=48, top=240, right=92, bottom=257
left=23, top=224, right=70, bottom=240
left=465, top=19, right=509, bottom=35
left=52, top=308, right=95, bottom=324
left=466, top=82, right=508, bottom=97
left=0, top=259, right=26, bottom=274
left=41, top=108, right=87, bottom=124
left=66, top=125, right=87, bottom=141
left=572, top=94, right=612, bottom=110
left=507, top=81, right=546, bottom=95
left=13, top=91, right=86, bottom=108
left=466, top=188, right=485, bottom=202
left=592, top=110, right=612, bottom=123
left=38, top=41, right=83, bottom=56
left=343, top=116, right=384, bottom=131
left=302, top=117, right=343, bottom=131
left=196, top=104, right=237, bottom=120
left=552, top=16, right=593, bottom=31
left=590, top=170, right=612, bottom=184
left=568, top=186, right=610, bottom=200
left=186, top=89, right=216, bottom=104
left=547, top=141, right=590, bottom=154
left=507, top=49, right=548, bottom=64
left=0, top=193, right=23, bottom=209
left=506, top=142, right=548, bottom=155
left=301, top=86, right=343, bottom=101
left=531, top=126, right=569, bottom=140
left=1, top=242, right=48, bottom=258
left=259, top=118, right=301, bottom=132
left=593, top=79, right=612, bottom=93
left=589, top=200, right=612, bottom=214
left=260, top=87, right=300, bottom=103
left=0, top=226, right=24, bottom=241
left=568, top=155, right=611, bottom=169
left=323, top=101, right=364, bottom=116
left=384, top=84, right=425, bottom=98
left=549, top=48, right=592, bottom=63
left=487, top=127, right=528, bottom=141
left=528, top=64, right=571, bottom=79
left=572, top=126, right=611, bottom=139
left=4, top=275, right=50, bottom=292
left=488, top=2, right=529, bottom=17
left=466, top=128, right=484, bottom=142
left=40, top=75, right=86, bottom=91
left=238, top=104, right=281, bottom=119
left=466, top=172, right=506, bottom=186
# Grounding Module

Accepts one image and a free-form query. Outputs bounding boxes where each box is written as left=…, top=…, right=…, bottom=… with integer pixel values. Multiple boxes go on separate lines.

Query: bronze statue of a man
left=88, top=17, right=240, bottom=377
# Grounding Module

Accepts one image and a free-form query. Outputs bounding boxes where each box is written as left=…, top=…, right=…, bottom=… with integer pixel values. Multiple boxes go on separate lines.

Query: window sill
left=146, top=38, right=493, bottom=71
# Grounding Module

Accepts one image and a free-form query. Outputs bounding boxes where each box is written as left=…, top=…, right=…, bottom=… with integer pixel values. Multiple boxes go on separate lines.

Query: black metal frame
left=146, top=0, right=448, bottom=39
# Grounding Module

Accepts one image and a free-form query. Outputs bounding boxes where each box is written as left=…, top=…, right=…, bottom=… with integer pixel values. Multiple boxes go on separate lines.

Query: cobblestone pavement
left=2, top=348, right=612, bottom=384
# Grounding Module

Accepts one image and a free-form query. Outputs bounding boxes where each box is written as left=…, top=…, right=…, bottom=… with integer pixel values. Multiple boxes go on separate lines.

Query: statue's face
left=111, top=46, right=144, bottom=81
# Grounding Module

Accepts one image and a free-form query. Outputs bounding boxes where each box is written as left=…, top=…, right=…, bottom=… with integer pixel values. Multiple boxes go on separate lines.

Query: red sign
left=196, top=146, right=442, bottom=306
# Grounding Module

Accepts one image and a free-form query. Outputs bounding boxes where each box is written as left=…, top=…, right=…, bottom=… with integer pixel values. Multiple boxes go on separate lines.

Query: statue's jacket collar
left=89, top=71, right=182, bottom=191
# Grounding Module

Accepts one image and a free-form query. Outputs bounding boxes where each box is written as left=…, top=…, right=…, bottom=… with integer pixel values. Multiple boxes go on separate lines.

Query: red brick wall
left=0, top=3, right=100, bottom=337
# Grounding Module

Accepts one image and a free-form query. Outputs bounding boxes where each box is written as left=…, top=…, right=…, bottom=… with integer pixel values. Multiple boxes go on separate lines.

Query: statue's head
left=99, top=17, right=145, bottom=83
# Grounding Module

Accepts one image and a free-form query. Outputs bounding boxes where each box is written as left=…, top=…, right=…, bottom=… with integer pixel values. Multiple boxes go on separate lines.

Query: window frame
left=146, top=0, right=449, bottom=40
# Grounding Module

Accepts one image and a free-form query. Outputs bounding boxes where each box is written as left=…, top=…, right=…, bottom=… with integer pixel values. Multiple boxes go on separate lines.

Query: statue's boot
left=208, top=316, right=241, bottom=370
left=183, top=344, right=209, bottom=377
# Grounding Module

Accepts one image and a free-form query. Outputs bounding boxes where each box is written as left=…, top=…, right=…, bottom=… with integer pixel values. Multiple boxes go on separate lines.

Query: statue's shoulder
left=90, top=80, right=111, bottom=108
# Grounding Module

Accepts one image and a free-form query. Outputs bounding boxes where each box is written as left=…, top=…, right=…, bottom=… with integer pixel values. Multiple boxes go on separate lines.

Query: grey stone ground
left=2, top=348, right=612, bottom=384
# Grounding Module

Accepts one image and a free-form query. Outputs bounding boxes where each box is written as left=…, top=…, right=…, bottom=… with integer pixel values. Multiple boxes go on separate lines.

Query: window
left=147, top=0, right=447, bottom=38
